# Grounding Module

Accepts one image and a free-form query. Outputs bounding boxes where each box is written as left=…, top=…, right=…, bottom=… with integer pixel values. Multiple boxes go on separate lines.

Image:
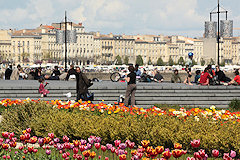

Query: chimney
left=23, top=29, right=26, bottom=33
left=96, top=31, right=100, bottom=37
left=109, top=33, right=113, bottom=38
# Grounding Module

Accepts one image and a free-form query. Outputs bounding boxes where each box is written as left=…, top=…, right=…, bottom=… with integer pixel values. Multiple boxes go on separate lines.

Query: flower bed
left=0, top=99, right=240, bottom=159
left=0, top=129, right=239, bottom=160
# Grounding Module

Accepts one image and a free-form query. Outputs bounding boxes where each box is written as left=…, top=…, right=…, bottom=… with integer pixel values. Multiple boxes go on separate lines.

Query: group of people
left=194, top=65, right=240, bottom=86
left=38, top=65, right=93, bottom=101
left=4, top=65, right=62, bottom=81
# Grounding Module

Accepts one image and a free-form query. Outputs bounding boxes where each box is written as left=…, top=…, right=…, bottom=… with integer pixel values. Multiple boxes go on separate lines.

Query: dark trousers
left=124, top=84, right=136, bottom=106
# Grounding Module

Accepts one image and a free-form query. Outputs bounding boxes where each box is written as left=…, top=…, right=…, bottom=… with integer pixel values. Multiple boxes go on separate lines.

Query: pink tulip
left=94, top=143, right=100, bottom=150
left=230, top=150, right=236, bottom=158
left=191, top=139, right=200, bottom=148
left=114, top=140, right=121, bottom=147
left=212, top=149, right=219, bottom=158
left=198, top=149, right=205, bottom=158
left=26, top=128, right=31, bottom=133
left=187, top=157, right=196, bottom=160
left=48, top=133, right=54, bottom=139
left=63, top=136, right=69, bottom=142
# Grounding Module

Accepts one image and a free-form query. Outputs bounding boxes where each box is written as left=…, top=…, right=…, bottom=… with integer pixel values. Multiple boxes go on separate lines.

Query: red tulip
left=6, top=156, right=10, bottom=159
left=101, top=145, right=107, bottom=152
left=19, top=146, right=24, bottom=150
left=9, top=132, right=14, bottom=138
left=162, top=151, right=172, bottom=159
left=111, top=147, right=116, bottom=153
left=63, top=136, right=69, bottom=142
left=20, top=135, right=25, bottom=141
left=79, top=145, right=85, bottom=152
left=191, top=139, right=200, bottom=148
left=23, top=150, right=28, bottom=154
left=187, top=157, right=196, bottom=160
left=2, top=132, right=9, bottom=138
left=73, top=140, right=80, bottom=147
left=114, top=140, right=121, bottom=147
left=9, top=141, right=17, bottom=148
left=198, top=149, right=205, bottom=158
left=77, top=154, right=82, bottom=160
left=194, top=152, right=202, bottom=159
left=174, top=143, right=182, bottom=149
left=62, top=153, right=68, bottom=159
left=128, top=142, right=135, bottom=149
left=33, top=149, right=38, bottom=153
left=2, top=144, right=9, bottom=149
left=105, top=157, right=109, bottom=160
left=26, top=128, right=31, bottom=133
left=119, top=154, right=127, bottom=160
left=172, top=149, right=183, bottom=158
left=48, top=133, right=54, bottom=139
left=94, top=143, right=100, bottom=150
left=73, top=148, right=79, bottom=154
left=28, top=147, right=34, bottom=153
left=2, top=155, right=6, bottom=159
left=24, top=133, right=30, bottom=140
left=212, top=149, right=219, bottom=158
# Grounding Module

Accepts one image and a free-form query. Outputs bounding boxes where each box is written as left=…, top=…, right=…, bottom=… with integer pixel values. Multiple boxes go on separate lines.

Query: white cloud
left=0, top=0, right=239, bottom=37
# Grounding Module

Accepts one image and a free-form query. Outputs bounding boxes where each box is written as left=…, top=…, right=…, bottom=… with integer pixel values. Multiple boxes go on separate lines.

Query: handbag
left=80, top=92, right=94, bottom=101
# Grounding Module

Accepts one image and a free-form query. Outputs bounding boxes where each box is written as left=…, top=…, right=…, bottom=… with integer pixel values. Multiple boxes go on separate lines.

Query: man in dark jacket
left=5, top=65, right=12, bottom=80
left=216, top=65, right=231, bottom=83
left=66, top=64, right=76, bottom=81
left=76, top=67, right=92, bottom=101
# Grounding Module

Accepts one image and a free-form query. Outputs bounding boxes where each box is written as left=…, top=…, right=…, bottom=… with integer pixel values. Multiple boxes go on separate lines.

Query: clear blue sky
left=0, top=0, right=239, bottom=37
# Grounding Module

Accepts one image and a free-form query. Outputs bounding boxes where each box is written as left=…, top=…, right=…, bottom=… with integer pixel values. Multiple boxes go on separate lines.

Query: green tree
left=200, top=58, right=205, bottom=66
left=157, top=57, right=165, bottom=66
left=21, top=52, right=30, bottom=61
left=115, top=55, right=122, bottom=65
left=209, top=58, right=215, bottom=65
left=147, top=57, right=152, bottom=65
left=136, top=55, right=143, bottom=66
left=178, top=57, right=185, bottom=66
left=220, top=59, right=225, bottom=66
left=192, top=59, right=198, bottom=65
left=124, top=56, right=129, bottom=65
left=168, top=57, right=174, bottom=66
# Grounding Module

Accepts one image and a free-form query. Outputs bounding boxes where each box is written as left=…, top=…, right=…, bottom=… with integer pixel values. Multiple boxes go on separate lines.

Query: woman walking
left=124, top=66, right=137, bottom=107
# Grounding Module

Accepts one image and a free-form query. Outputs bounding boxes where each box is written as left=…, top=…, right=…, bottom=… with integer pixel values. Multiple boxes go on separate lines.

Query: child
left=194, top=70, right=201, bottom=84
left=39, top=78, right=49, bottom=97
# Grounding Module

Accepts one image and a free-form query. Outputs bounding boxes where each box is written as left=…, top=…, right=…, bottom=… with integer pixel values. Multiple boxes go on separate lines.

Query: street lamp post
left=210, top=0, right=228, bottom=65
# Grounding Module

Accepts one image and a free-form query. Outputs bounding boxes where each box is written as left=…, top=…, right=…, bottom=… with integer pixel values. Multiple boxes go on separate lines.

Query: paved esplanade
left=1, top=80, right=240, bottom=108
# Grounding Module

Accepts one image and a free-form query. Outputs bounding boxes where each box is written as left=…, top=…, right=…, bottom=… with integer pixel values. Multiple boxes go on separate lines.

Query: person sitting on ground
left=215, top=65, right=231, bottom=83
left=199, top=68, right=210, bottom=86
left=49, top=66, right=61, bottom=80
left=194, top=70, right=201, bottom=84
left=207, top=65, right=216, bottom=85
left=5, top=65, right=12, bottom=80
left=140, top=69, right=151, bottom=82
left=10, top=64, right=21, bottom=80
left=19, top=68, right=27, bottom=80
left=66, top=64, right=77, bottom=81
left=135, top=64, right=141, bottom=80
left=154, top=70, right=164, bottom=83
left=34, top=67, right=43, bottom=80
left=228, top=69, right=240, bottom=85
left=38, top=78, right=49, bottom=97
left=171, top=69, right=181, bottom=83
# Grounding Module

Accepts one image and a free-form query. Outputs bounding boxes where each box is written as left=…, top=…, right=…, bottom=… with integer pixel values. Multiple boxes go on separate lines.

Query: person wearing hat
left=228, top=69, right=240, bottom=85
